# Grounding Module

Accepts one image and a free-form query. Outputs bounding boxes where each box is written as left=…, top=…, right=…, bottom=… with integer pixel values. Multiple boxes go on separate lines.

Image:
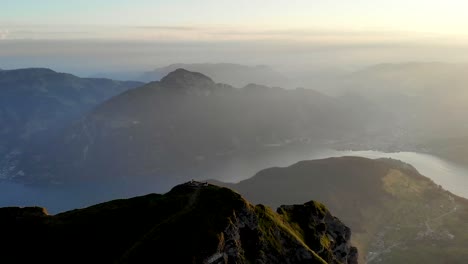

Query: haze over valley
left=3, top=1, right=468, bottom=263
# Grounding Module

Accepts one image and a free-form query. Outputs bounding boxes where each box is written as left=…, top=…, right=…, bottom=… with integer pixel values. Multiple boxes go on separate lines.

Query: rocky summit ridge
left=0, top=182, right=357, bottom=264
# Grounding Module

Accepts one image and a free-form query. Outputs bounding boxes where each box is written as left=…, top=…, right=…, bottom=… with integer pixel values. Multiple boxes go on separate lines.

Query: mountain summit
left=160, top=68, right=217, bottom=92
left=0, top=182, right=358, bottom=264
left=138, top=63, right=290, bottom=87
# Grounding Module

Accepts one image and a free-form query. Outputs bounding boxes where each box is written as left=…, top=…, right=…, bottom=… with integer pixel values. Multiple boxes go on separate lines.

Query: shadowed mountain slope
left=0, top=182, right=357, bottom=264
left=0, top=68, right=142, bottom=180
left=15, top=69, right=382, bottom=187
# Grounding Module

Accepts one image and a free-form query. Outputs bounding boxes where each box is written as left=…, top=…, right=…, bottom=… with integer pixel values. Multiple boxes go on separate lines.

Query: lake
left=2, top=148, right=468, bottom=214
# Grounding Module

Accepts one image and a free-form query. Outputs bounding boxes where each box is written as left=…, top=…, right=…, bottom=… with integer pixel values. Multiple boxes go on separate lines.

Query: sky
left=2, top=0, right=468, bottom=75
left=3, top=0, right=468, bottom=39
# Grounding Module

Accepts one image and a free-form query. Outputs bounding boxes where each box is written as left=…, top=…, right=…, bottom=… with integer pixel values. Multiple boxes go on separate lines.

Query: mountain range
left=0, top=68, right=142, bottom=180
left=14, top=68, right=385, bottom=188
left=1, top=64, right=468, bottom=263
left=93, top=62, right=468, bottom=168
left=138, top=63, right=291, bottom=88
left=5, top=64, right=468, bottom=187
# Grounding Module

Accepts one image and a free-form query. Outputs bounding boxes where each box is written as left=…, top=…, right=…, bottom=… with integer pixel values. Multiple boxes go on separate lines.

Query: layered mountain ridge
left=138, top=63, right=290, bottom=87
left=14, top=69, right=385, bottom=187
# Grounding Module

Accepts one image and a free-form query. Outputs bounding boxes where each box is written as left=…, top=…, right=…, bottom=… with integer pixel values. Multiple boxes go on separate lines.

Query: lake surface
left=2, top=148, right=468, bottom=214
left=214, top=148, right=468, bottom=199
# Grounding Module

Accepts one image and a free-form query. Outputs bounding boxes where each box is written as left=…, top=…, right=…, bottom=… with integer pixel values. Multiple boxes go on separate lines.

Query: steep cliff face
left=278, top=202, right=358, bottom=264
left=198, top=196, right=327, bottom=264
left=225, top=201, right=359, bottom=264
left=0, top=182, right=357, bottom=264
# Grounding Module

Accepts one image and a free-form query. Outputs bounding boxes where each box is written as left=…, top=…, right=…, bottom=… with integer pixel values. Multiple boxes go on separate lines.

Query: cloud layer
left=1, top=24, right=467, bottom=45
left=2, top=24, right=468, bottom=77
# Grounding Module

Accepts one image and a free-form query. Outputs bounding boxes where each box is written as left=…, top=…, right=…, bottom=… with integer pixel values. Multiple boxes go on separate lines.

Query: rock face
left=0, top=206, right=48, bottom=219
left=278, top=202, right=358, bottom=264
left=0, top=182, right=357, bottom=264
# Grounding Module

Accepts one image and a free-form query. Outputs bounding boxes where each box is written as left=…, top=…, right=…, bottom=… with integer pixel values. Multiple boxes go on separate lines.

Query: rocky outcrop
left=278, top=202, right=358, bottom=264
left=0, top=206, right=48, bottom=218
left=211, top=202, right=328, bottom=264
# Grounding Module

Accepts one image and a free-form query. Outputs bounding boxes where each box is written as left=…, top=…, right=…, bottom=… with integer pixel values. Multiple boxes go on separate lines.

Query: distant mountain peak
left=160, top=68, right=216, bottom=91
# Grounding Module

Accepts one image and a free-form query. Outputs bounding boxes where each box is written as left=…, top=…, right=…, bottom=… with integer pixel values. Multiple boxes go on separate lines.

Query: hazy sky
left=3, top=0, right=468, bottom=39
left=2, top=1, right=468, bottom=75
